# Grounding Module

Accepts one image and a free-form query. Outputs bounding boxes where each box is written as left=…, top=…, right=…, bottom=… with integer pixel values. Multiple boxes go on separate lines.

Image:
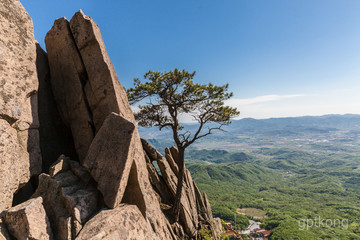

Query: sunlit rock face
left=0, top=2, right=222, bottom=239
left=0, top=0, right=41, bottom=215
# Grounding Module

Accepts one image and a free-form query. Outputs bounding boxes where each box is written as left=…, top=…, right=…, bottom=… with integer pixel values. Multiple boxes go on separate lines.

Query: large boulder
left=4, top=197, right=53, bottom=240
left=0, top=0, right=41, bottom=213
left=45, top=17, right=94, bottom=162
left=69, top=10, right=135, bottom=131
left=76, top=205, right=156, bottom=240
left=82, top=113, right=136, bottom=209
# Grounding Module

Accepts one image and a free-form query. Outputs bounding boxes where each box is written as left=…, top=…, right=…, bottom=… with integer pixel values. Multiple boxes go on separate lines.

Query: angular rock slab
left=142, top=139, right=162, bottom=161
left=69, top=10, right=135, bottom=131
left=76, top=205, right=156, bottom=240
left=45, top=17, right=94, bottom=162
left=165, top=147, right=179, bottom=176
left=203, top=192, right=213, bottom=221
left=83, top=113, right=135, bottom=209
left=0, top=119, right=30, bottom=213
left=4, top=197, right=53, bottom=240
left=0, top=0, right=41, bottom=176
left=84, top=113, right=176, bottom=239
left=194, top=183, right=210, bottom=221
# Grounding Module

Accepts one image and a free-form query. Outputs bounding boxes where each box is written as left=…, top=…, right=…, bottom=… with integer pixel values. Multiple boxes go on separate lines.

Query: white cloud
left=225, top=94, right=305, bottom=106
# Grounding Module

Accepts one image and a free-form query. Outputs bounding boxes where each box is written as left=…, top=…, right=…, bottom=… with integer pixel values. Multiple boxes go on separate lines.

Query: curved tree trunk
left=172, top=148, right=185, bottom=222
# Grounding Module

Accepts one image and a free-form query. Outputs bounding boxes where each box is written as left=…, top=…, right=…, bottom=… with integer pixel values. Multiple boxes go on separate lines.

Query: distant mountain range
left=139, top=114, right=360, bottom=152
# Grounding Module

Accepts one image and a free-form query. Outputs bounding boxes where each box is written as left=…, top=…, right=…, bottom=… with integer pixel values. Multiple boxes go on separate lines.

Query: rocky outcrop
left=0, top=0, right=41, bottom=215
left=142, top=139, right=223, bottom=239
left=45, top=17, right=94, bottom=162
left=4, top=197, right=53, bottom=240
left=68, top=11, right=176, bottom=240
left=76, top=205, right=156, bottom=240
left=143, top=139, right=199, bottom=237
left=0, top=2, right=222, bottom=239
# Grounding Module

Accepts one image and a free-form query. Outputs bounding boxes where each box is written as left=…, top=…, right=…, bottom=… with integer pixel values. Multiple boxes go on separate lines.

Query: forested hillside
left=141, top=114, right=360, bottom=239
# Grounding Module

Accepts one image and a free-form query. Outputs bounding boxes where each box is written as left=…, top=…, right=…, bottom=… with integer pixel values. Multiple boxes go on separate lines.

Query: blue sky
left=21, top=0, right=360, bottom=119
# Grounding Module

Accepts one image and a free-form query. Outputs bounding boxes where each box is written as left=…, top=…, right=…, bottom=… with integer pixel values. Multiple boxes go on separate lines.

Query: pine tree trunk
left=172, top=148, right=185, bottom=222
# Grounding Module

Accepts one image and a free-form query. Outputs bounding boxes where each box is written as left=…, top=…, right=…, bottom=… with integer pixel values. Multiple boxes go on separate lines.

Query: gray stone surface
left=203, top=192, right=213, bottom=221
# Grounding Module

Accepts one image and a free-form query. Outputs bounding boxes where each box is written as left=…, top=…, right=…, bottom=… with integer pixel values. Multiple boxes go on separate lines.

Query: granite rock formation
left=0, top=0, right=41, bottom=215
left=0, top=1, right=223, bottom=239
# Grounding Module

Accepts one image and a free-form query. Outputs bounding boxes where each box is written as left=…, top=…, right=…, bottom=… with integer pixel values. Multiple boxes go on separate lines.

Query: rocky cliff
left=0, top=1, right=223, bottom=239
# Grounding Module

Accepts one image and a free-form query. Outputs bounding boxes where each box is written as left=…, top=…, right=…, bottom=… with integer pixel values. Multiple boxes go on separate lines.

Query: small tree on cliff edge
left=127, top=68, right=239, bottom=222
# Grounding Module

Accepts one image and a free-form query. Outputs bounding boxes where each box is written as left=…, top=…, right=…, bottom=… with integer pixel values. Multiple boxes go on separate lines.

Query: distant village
left=224, top=221, right=271, bottom=240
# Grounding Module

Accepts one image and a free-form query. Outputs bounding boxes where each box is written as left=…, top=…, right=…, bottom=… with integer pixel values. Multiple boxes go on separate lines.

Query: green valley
left=140, top=114, right=360, bottom=239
